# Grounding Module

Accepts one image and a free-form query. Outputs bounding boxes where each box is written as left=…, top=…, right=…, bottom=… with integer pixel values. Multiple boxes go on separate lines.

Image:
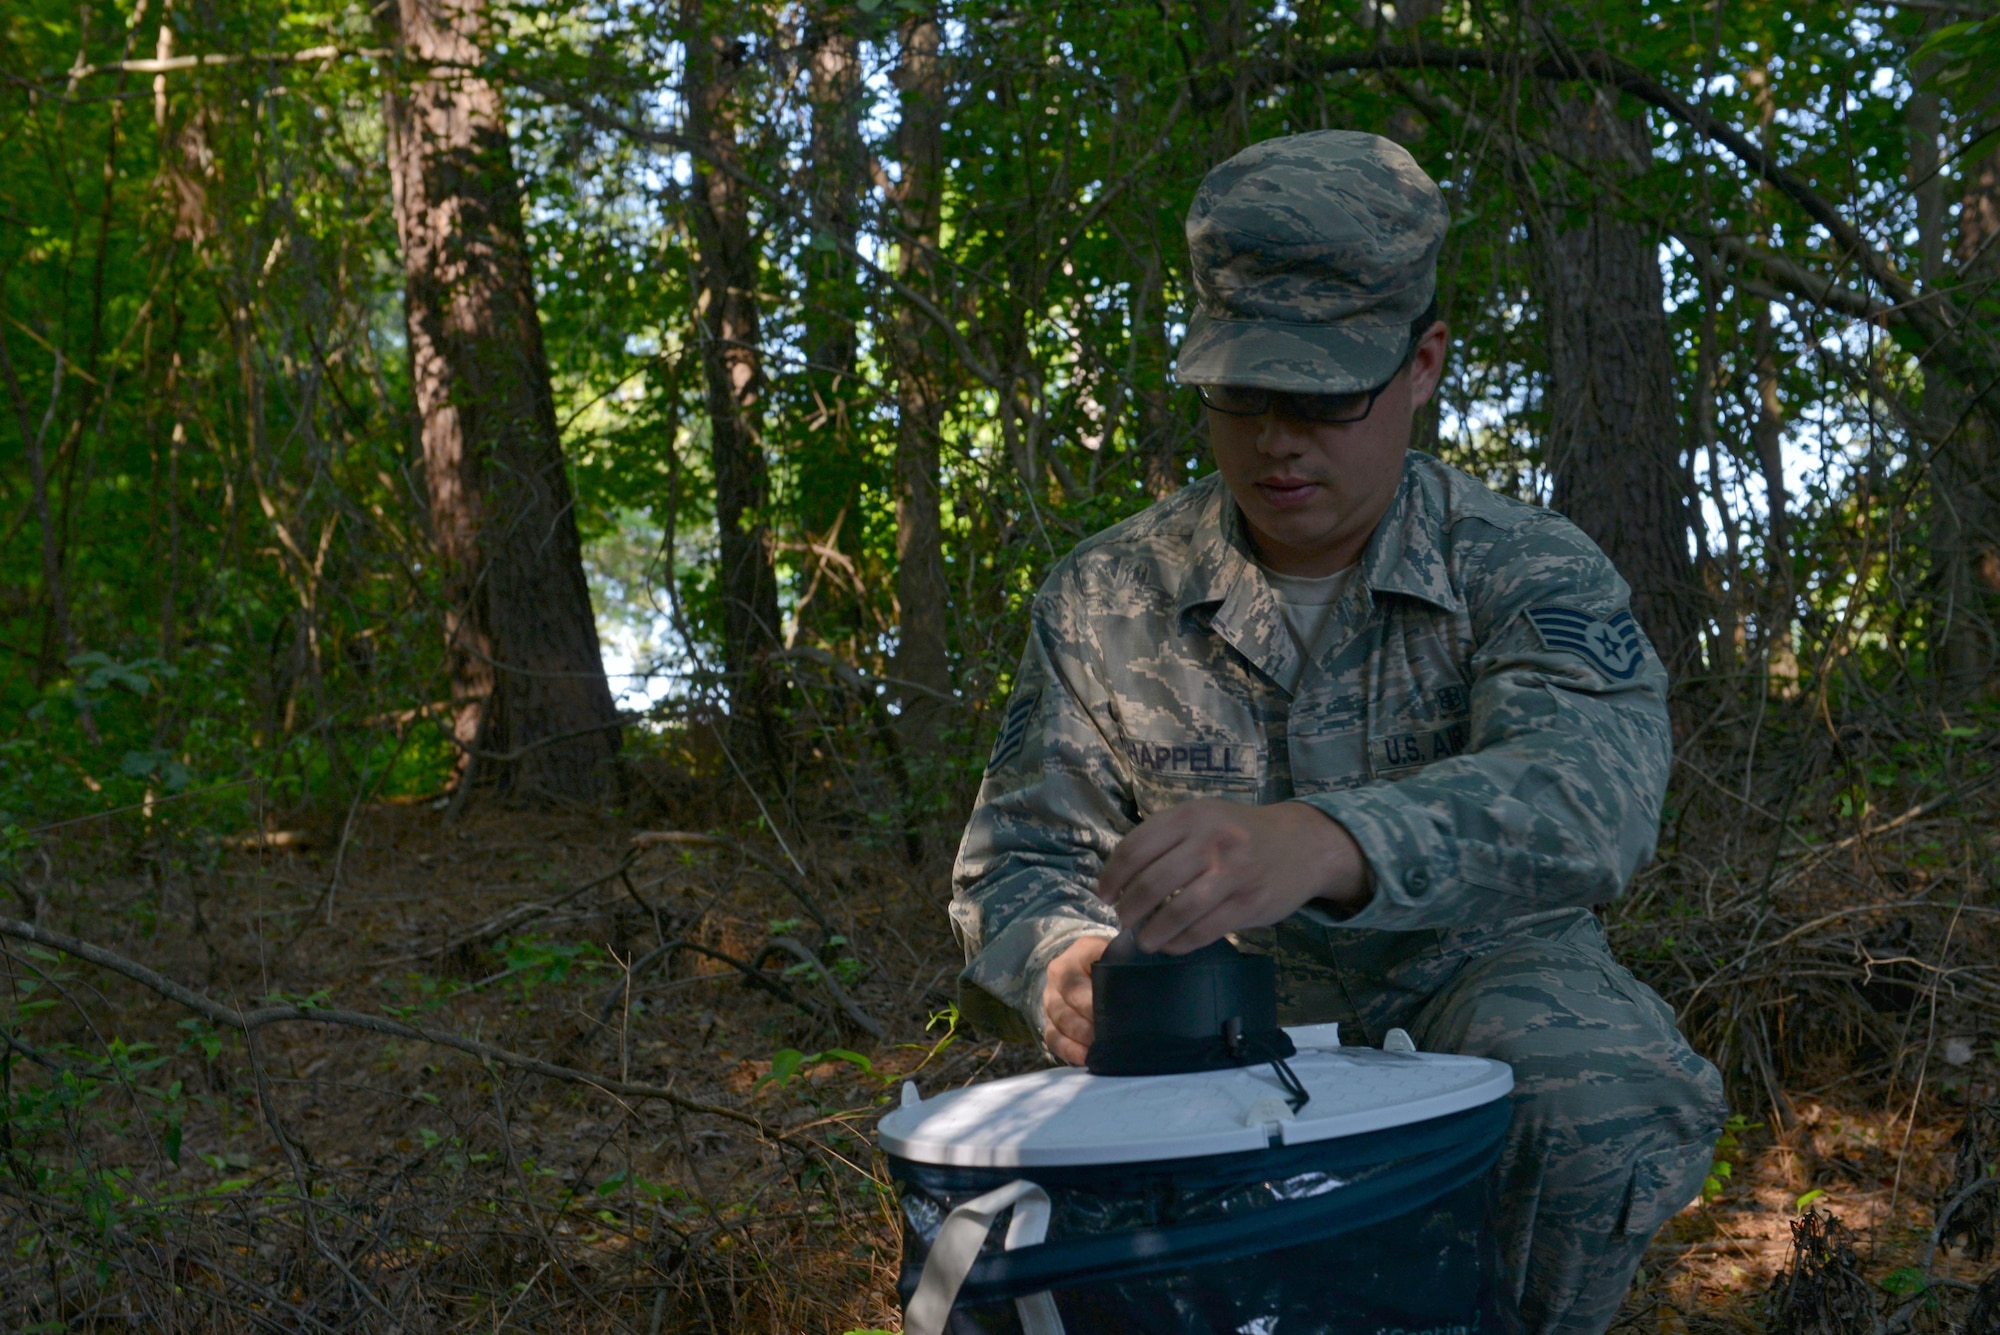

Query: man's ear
left=1406, top=322, right=1449, bottom=409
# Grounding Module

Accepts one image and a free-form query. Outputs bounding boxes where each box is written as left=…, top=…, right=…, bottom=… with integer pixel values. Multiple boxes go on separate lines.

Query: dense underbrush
left=1, top=696, right=1997, bottom=1332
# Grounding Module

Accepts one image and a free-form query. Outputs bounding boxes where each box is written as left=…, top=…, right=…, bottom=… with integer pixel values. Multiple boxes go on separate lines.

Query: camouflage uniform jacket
left=950, top=451, right=1672, bottom=1042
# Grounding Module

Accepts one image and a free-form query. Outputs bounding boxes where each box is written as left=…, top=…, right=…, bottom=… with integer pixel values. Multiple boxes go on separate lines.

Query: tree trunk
left=381, top=0, right=621, bottom=801
left=794, top=1, right=867, bottom=649
left=1932, top=113, right=2000, bottom=690
left=889, top=12, right=952, bottom=745
left=1749, top=301, right=1797, bottom=693
left=1193, top=0, right=1257, bottom=160
left=682, top=0, right=784, bottom=739
left=0, top=330, right=71, bottom=683
left=1530, top=87, right=1701, bottom=682
left=1130, top=249, right=1188, bottom=499
left=1693, top=265, right=1740, bottom=678
left=1745, top=63, right=1796, bottom=694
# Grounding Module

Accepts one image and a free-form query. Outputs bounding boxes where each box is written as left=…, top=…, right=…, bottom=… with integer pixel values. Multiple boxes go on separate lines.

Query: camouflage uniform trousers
left=1270, top=909, right=1728, bottom=1335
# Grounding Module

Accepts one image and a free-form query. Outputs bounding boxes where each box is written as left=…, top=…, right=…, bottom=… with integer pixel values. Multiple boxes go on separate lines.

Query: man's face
left=1206, top=323, right=1448, bottom=577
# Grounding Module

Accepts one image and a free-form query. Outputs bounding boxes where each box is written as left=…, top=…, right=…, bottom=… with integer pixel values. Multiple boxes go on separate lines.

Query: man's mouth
left=1255, top=477, right=1321, bottom=508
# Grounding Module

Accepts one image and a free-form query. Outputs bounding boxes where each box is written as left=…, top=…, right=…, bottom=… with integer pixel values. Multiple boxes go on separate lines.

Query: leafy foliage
left=0, top=4, right=1997, bottom=1325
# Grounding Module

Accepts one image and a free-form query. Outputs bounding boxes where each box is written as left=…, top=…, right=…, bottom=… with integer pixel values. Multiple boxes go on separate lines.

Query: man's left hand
left=1097, top=799, right=1372, bottom=954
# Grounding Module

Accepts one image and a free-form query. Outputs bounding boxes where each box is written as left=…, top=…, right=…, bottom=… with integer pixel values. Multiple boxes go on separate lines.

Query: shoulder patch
left=1526, top=607, right=1645, bottom=680
left=986, top=690, right=1040, bottom=773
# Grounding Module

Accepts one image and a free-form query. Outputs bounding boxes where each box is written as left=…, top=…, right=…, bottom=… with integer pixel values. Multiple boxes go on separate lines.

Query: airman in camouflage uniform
left=949, top=131, right=1728, bottom=1335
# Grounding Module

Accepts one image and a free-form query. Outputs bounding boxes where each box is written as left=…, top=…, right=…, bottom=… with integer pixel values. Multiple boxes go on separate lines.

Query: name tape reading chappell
left=1124, top=740, right=1256, bottom=777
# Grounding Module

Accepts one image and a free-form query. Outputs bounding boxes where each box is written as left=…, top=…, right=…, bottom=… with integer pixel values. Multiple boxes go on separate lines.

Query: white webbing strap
left=904, top=1178, right=1065, bottom=1335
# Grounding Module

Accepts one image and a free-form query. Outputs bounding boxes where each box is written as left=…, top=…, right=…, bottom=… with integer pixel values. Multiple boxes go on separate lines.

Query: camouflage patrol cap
left=1176, top=130, right=1448, bottom=394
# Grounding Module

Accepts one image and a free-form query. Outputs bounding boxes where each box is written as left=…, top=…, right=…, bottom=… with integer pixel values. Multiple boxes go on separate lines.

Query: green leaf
left=1880, top=1266, right=1927, bottom=1296
left=73, top=653, right=157, bottom=697
left=819, top=1047, right=875, bottom=1077
left=1795, top=1188, right=1825, bottom=1211
left=1911, top=16, right=2000, bottom=83
left=118, top=751, right=192, bottom=790
left=756, top=1048, right=807, bottom=1090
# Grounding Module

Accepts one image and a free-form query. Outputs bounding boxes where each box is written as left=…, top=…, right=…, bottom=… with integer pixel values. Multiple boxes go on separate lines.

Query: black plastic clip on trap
left=1086, top=932, right=1311, bottom=1113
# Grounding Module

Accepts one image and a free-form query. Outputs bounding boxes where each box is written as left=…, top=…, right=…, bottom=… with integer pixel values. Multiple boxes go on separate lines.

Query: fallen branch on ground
left=631, top=830, right=835, bottom=935
left=381, top=847, right=640, bottom=965
left=756, top=936, right=885, bottom=1040
left=592, top=937, right=828, bottom=1032
left=590, top=933, right=885, bottom=1042
left=0, top=912, right=785, bottom=1141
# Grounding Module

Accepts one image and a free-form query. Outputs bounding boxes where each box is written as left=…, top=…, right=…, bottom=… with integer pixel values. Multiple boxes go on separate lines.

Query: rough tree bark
left=1936, top=143, right=2000, bottom=687
left=0, top=330, right=71, bottom=684
left=1130, top=248, right=1189, bottom=499
left=1693, top=264, right=1742, bottom=676
left=889, top=11, right=952, bottom=745
left=1529, top=87, right=1702, bottom=681
left=794, top=1, right=868, bottom=647
left=682, top=0, right=784, bottom=737
left=1931, top=110, right=2000, bottom=690
left=1193, top=0, right=1258, bottom=159
left=380, top=0, right=621, bottom=800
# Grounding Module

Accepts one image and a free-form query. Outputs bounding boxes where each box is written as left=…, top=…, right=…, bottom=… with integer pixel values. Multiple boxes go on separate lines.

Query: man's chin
left=1246, top=517, right=1352, bottom=565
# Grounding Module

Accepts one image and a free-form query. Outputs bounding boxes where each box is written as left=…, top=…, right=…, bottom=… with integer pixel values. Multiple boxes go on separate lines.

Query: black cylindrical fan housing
left=1086, top=932, right=1297, bottom=1077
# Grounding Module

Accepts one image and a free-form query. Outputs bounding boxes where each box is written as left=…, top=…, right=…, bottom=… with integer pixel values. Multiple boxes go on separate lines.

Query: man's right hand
left=1042, top=935, right=1111, bottom=1066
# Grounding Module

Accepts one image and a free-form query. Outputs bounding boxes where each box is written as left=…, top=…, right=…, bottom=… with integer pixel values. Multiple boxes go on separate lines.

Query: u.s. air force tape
left=1526, top=607, right=1645, bottom=680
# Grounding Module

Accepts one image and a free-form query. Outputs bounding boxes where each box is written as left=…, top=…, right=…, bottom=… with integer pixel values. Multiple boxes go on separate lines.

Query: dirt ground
left=2, top=779, right=1996, bottom=1331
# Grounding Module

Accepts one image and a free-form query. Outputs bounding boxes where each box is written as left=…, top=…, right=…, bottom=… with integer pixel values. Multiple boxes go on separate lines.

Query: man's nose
left=1255, top=411, right=1312, bottom=456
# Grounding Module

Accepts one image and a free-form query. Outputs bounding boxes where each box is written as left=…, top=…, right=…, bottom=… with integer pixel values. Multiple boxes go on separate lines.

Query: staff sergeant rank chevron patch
left=986, top=690, right=1039, bottom=774
left=1526, top=607, right=1646, bottom=680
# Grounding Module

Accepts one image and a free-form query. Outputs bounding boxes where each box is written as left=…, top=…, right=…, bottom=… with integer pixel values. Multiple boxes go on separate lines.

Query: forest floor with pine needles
left=2, top=733, right=1998, bottom=1332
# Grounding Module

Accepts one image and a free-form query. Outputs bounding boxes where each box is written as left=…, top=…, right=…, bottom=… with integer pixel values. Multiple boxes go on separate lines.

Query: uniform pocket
left=1614, top=1139, right=1714, bottom=1240
left=1130, top=770, right=1258, bottom=818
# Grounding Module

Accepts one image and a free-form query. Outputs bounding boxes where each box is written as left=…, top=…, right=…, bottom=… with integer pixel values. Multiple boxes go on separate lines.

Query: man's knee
left=1414, top=934, right=1728, bottom=1228
left=1412, top=934, right=1726, bottom=1331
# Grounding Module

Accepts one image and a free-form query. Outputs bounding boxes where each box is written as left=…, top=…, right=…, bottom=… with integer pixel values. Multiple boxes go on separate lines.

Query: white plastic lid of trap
left=878, top=1025, right=1513, bottom=1169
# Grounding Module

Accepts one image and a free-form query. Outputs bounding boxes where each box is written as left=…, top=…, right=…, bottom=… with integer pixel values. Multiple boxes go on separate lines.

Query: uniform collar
left=1176, top=452, right=1464, bottom=625
left=1358, top=452, right=1464, bottom=613
left=1178, top=478, right=1300, bottom=688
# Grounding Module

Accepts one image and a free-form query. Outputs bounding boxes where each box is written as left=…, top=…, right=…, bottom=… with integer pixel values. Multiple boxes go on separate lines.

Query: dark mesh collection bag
left=890, top=1101, right=1508, bottom=1335
left=880, top=1037, right=1515, bottom=1335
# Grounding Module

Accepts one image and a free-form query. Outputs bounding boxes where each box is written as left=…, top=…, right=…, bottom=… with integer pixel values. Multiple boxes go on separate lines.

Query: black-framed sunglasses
left=1193, top=335, right=1422, bottom=425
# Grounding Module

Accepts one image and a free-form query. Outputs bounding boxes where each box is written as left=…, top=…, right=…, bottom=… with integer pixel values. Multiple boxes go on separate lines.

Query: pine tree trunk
left=1933, top=129, right=2000, bottom=689
left=795, top=1, right=867, bottom=649
left=381, top=0, right=622, bottom=801
left=682, top=1, right=783, bottom=739
left=1531, top=88, right=1701, bottom=682
left=1746, top=63, right=1796, bottom=694
left=889, top=12, right=952, bottom=744
left=1749, top=302, right=1797, bottom=693
left=1131, top=250, right=1187, bottom=499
